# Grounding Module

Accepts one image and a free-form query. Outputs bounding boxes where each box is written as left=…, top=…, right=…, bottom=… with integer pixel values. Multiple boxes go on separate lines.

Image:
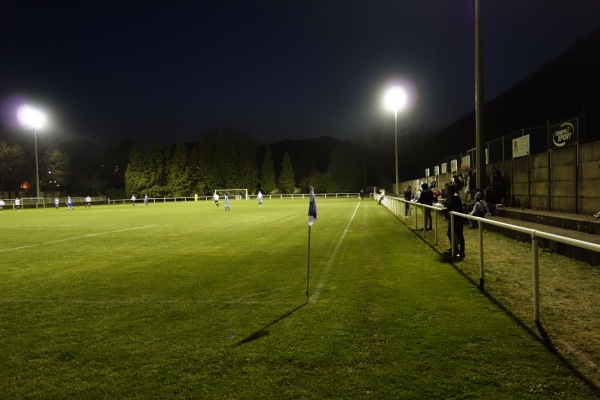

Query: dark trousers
left=447, top=219, right=465, bottom=255
left=424, top=208, right=432, bottom=228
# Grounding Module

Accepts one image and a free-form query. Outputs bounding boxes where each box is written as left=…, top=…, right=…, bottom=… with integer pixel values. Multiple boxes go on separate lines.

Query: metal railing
left=379, top=194, right=600, bottom=324
left=108, top=193, right=361, bottom=204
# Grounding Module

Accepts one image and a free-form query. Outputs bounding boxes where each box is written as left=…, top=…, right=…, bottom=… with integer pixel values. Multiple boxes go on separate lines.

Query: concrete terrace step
left=484, top=207, right=600, bottom=265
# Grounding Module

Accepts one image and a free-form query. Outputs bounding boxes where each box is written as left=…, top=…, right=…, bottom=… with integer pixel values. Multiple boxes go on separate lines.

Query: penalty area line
left=0, top=225, right=157, bottom=253
left=309, top=201, right=361, bottom=304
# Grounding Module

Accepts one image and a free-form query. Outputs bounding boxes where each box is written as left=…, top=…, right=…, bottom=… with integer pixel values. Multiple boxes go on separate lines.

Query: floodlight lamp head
left=384, top=86, right=407, bottom=112
left=17, top=105, right=46, bottom=130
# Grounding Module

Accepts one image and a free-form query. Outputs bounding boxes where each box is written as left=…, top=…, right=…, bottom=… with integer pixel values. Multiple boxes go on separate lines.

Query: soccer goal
left=214, top=189, right=248, bottom=200
left=20, top=197, right=46, bottom=208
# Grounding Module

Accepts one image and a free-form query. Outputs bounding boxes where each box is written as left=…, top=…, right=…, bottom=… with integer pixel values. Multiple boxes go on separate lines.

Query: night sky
left=1, top=0, right=599, bottom=147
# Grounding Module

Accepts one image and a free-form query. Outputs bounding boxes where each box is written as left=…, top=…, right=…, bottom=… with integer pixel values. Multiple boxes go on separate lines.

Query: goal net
left=214, top=189, right=248, bottom=200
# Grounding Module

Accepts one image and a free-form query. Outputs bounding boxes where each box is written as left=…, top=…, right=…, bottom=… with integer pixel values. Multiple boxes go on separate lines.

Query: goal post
left=214, top=189, right=248, bottom=200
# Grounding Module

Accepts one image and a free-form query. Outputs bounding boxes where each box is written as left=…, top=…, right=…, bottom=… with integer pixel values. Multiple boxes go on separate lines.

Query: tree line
left=124, top=131, right=293, bottom=197
left=123, top=130, right=377, bottom=197
left=0, top=140, right=70, bottom=195
left=1, top=125, right=436, bottom=198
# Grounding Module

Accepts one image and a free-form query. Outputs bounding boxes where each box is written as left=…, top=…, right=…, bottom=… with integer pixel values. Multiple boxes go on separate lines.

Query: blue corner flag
left=308, top=186, right=317, bottom=226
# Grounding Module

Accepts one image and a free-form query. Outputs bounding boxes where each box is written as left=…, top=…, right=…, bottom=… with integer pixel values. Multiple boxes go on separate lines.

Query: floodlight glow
left=384, top=86, right=407, bottom=112
left=17, top=105, right=46, bottom=129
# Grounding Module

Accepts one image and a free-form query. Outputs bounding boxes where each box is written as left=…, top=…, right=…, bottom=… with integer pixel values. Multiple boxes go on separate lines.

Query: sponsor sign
left=461, top=155, right=471, bottom=170
left=550, top=118, right=578, bottom=148
left=512, top=135, right=530, bottom=158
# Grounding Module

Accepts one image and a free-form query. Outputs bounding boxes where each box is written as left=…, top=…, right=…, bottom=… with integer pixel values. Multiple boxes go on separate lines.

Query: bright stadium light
left=18, top=105, right=46, bottom=199
left=384, top=86, right=407, bottom=113
left=384, top=86, right=407, bottom=194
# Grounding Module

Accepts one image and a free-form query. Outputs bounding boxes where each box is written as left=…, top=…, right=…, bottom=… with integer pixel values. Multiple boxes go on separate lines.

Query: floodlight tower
left=17, top=105, right=46, bottom=199
left=384, top=86, right=407, bottom=194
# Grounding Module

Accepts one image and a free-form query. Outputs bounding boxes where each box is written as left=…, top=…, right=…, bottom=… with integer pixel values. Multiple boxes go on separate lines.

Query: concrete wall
left=578, top=141, right=600, bottom=215
left=399, top=140, right=600, bottom=216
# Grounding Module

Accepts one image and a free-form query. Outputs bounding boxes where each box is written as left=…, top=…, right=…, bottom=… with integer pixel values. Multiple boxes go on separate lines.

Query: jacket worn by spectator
left=417, top=186, right=434, bottom=206
left=446, top=193, right=465, bottom=223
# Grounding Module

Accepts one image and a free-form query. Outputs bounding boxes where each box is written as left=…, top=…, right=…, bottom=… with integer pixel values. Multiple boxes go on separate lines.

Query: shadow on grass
left=437, top=251, right=600, bottom=396
left=395, top=216, right=600, bottom=395
left=233, top=303, right=306, bottom=347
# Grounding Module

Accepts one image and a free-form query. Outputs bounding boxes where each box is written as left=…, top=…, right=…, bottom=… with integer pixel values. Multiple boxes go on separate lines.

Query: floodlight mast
left=17, top=106, right=46, bottom=199
left=384, top=87, right=407, bottom=194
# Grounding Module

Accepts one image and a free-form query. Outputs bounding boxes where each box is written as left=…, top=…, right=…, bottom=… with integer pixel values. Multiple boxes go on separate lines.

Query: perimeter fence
left=107, top=193, right=361, bottom=205
left=426, top=105, right=600, bottom=175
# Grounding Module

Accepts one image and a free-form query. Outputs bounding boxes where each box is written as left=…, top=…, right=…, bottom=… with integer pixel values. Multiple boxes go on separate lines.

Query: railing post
left=532, top=233, right=540, bottom=324
left=450, top=213, right=455, bottom=258
left=479, top=222, right=484, bottom=289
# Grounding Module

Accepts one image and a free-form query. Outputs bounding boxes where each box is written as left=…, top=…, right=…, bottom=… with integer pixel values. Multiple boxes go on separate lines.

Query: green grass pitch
left=0, top=199, right=596, bottom=399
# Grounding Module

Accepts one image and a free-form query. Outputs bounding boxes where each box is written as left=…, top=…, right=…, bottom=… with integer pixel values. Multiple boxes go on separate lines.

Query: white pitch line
left=0, top=298, right=295, bottom=306
left=309, top=201, right=361, bottom=304
left=0, top=225, right=156, bottom=253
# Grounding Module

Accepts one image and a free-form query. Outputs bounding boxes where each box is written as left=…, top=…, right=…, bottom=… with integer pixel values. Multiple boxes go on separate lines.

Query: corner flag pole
left=307, top=225, right=311, bottom=303
left=307, top=186, right=317, bottom=303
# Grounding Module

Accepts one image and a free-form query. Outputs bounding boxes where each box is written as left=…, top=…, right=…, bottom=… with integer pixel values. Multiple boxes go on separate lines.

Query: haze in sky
left=1, top=0, right=599, bottom=146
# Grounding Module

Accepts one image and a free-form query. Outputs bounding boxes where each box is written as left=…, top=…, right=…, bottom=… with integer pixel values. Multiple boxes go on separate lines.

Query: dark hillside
left=425, top=27, right=600, bottom=167
left=265, top=136, right=342, bottom=179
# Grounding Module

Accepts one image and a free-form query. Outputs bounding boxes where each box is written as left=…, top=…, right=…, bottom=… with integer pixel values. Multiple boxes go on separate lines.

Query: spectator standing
left=444, top=185, right=465, bottom=259
left=403, top=186, right=412, bottom=218
left=453, top=172, right=465, bottom=201
left=417, top=183, right=434, bottom=230
left=377, top=188, right=385, bottom=205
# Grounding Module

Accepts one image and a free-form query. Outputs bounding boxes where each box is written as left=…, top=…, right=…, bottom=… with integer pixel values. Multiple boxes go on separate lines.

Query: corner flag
left=308, top=186, right=317, bottom=226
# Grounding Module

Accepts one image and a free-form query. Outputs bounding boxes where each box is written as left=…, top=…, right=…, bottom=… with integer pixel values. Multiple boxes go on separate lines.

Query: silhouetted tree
left=189, top=144, right=208, bottom=195
left=124, top=147, right=145, bottom=196
left=41, top=147, right=70, bottom=192
left=0, top=141, right=26, bottom=192
left=260, top=145, right=276, bottom=194
left=198, top=132, right=222, bottom=192
left=165, top=143, right=193, bottom=196
left=279, top=151, right=295, bottom=193
left=237, top=134, right=259, bottom=192
left=125, top=145, right=165, bottom=197
left=143, top=144, right=165, bottom=196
